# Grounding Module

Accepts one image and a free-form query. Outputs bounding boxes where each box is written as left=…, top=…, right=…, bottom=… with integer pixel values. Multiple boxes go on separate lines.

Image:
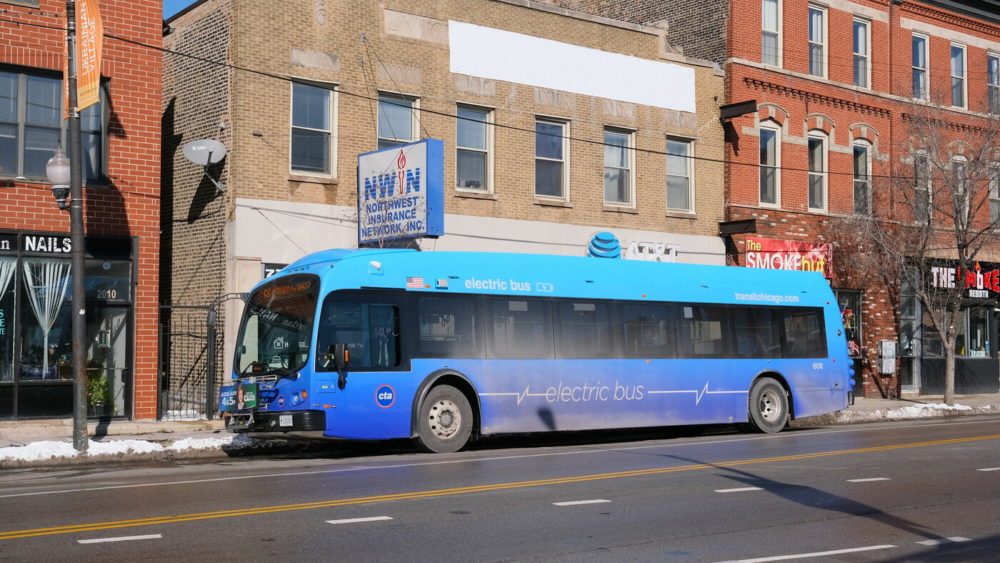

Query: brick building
left=0, top=0, right=161, bottom=419
left=163, top=0, right=727, bottom=382
left=554, top=0, right=1000, bottom=397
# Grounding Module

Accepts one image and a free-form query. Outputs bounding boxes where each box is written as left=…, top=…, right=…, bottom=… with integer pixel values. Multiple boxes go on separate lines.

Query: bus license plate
left=279, top=414, right=293, bottom=427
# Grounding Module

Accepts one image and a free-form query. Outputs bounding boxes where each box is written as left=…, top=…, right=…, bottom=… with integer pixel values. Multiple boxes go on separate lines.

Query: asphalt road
left=1, top=417, right=999, bottom=562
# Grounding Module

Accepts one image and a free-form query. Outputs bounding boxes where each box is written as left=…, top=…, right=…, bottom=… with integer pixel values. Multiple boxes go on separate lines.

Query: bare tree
left=847, top=98, right=1000, bottom=404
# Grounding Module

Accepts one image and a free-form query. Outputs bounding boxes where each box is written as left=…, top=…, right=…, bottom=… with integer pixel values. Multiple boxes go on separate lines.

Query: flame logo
left=396, top=150, right=407, bottom=195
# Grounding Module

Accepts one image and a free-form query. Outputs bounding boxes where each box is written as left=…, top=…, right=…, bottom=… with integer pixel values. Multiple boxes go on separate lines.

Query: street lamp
left=46, top=147, right=71, bottom=210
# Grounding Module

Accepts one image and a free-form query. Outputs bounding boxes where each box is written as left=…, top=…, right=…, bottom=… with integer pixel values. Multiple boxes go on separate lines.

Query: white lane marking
left=78, top=534, right=162, bottom=544
left=326, top=516, right=393, bottom=525
left=3, top=418, right=997, bottom=500
left=976, top=467, right=1000, bottom=472
left=717, top=544, right=896, bottom=562
left=715, top=487, right=763, bottom=493
left=553, top=499, right=611, bottom=506
left=916, top=537, right=970, bottom=546
left=847, top=477, right=891, bottom=482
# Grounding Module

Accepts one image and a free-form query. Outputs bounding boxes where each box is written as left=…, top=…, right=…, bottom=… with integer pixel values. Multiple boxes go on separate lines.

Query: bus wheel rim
left=759, top=389, right=782, bottom=421
left=429, top=399, right=461, bottom=439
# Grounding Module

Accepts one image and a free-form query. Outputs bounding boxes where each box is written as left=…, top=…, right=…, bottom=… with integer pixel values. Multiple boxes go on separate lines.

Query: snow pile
left=0, top=435, right=247, bottom=464
left=835, top=401, right=974, bottom=423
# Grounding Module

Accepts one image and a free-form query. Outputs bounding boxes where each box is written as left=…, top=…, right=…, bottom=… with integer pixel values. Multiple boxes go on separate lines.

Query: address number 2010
left=96, top=289, right=118, bottom=299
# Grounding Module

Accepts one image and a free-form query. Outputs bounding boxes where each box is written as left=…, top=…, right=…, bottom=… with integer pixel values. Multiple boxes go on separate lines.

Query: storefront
left=900, top=260, right=1000, bottom=395
left=0, top=231, right=134, bottom=420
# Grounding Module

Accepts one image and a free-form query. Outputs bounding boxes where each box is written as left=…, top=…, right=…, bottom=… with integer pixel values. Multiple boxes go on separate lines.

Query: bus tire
left=748, top=377, right=788, bottom=434
left=415, top=385, right=473, bottom=453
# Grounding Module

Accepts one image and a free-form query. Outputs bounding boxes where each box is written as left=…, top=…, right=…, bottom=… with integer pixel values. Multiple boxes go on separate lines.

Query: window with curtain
left=20, top=258, right=72, bottom=380
left=0, top=257, right=14, bottom=382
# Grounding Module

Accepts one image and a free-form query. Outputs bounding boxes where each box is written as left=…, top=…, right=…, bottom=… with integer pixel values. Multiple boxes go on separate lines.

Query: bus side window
left=487, top=298, right=552, bottom=358
left=782, top=309, right=826, bottom=358
left=621, top=304, right=673, bottom=358
left=418, top=296, right=478, bottom=358
left=680, top=305, right=730, bottom=358
left=316, top=300, right=400, bottom=370
left=555, top=301, right=613, bottom=358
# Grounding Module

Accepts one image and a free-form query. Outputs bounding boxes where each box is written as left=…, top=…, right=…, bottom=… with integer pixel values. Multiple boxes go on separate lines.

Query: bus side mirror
left=325, top=343, right=349, bottom=371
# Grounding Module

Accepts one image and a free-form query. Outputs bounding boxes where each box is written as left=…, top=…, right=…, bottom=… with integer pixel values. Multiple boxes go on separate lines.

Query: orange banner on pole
left=76, top=0, right=103, bottom=110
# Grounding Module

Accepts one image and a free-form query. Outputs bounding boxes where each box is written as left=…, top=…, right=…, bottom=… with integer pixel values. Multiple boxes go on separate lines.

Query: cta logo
left=375, top=384, right=396, bottom=408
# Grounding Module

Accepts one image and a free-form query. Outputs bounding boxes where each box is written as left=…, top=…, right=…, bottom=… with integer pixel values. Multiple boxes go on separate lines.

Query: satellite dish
left=182, top=139, right=227, bottom=193
left=182, top=139, right=227, bottom=166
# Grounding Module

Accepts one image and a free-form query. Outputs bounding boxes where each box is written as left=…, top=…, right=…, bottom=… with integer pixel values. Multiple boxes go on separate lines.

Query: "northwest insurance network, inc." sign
left=357, top=139, right=444, bottom=245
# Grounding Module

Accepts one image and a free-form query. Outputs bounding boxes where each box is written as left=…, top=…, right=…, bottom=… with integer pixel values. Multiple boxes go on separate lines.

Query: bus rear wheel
left=748, top=377, right=788, bottom=433
left=416, top=385, right=473, bottom=453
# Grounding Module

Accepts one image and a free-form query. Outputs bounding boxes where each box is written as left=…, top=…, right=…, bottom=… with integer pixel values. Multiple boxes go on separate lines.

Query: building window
left=914, top=152, right=930, bottom=223
left=456, top=105, right=492, bottom=191
left=808, top=133, right=827, bottom=211
left=912, top=35, right=928, bottom=100
left=953, top=156, right=969, bottom=228
left=604, top=128, right=633, bottom=205
left=762, top=0, right=780, bottom=66
left=759, top=125, right=779, bottom=206
left=853, top=19, right=870, bottom=88
left=290, top=82, right=336, bottom=175
left=990, top=164, right=1000, bottom=226
left=835, top=289, right=862, bottom=358
left=853, top=142, right=871, bottom=214
left=377, top=93, right=417, bottom=150
left=990, top=54, right=1000, bottom=114
left=807, top=5, right=826, bottom=77
left=667, top=137, right=694, bottom=212
left=951, top=44, right=966, bottom=108
left=535, top=118, right=568, bottom=199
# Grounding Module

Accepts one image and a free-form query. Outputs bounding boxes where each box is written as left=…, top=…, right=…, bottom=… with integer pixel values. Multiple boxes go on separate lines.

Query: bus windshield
left=234, top=274, right=319, bottom=377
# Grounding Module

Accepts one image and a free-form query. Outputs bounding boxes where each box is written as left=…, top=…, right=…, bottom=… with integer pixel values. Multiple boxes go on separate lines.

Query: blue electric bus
left=222, top=248, right=853, bottom=452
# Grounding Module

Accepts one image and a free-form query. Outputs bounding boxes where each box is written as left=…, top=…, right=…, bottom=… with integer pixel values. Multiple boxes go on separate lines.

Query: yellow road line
left=2, top=433, right=998, bottom=540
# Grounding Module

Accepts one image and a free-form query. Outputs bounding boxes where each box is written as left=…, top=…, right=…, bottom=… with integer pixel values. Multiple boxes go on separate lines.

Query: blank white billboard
left=448, top=21, right=696, bottom=113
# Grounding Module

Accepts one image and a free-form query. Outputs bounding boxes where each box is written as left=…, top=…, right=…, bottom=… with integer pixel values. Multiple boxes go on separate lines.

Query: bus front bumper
left=226, top=409, right=326, bottom=433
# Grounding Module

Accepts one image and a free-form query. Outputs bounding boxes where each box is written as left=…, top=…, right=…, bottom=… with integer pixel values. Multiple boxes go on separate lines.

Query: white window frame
left=603, top=127, right=635, bottom=207
left=951, top=44, right=967, bottom=109
left=455, top=104, right=493, bottom=193
left=807, top=5, right=827, bottom=78
left=289, top=80, right=338, bottom=176
left=759, top=123, right=780, bottom=207
left=989, top=163, right=1000, bottom=226
left=807, top=132, right=828, bottom=212
left=914, top=151, right=931, bottom=223
left=666, top=137, right=695, bottom=213
left=952, top=155, right=969, bottom=229
left=853, top=18, right=870, bottom=89
left=534, top=117, right=570, bottom=201
left=912, top=34, right=929, bottom=100
left=761, top=0, right=782, bottom=67
left=989, top=53, right=1000, bottom=114
left=377, top=92, right=419, bottom=150
left=853, top=141, right=872, bottom=215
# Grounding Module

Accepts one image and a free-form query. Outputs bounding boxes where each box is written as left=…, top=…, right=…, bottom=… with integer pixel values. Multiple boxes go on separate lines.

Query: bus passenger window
left=418, top=296, right=478, bottom=358
left=556, top=301, right=613, bottom=358
left=487, top=298, right=552, bottom=358
left=782, top=309, right=826, bottom=358
left=733, top=307, right=781, bottom=358
left=621, top=304, right=673, bottom=358
left=679, top=306, right=729, bottom=358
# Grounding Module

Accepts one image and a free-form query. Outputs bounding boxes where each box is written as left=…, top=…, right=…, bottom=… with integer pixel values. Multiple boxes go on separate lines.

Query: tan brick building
left=555, top=0, right=1000, bottom=397
left=163, top=0, right=727, bottom=380
left=0, top=0, right=161, bottom=419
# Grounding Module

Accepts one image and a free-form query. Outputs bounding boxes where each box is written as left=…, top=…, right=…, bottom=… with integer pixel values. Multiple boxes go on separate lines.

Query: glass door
left=86, top=306, right=130, bottom=417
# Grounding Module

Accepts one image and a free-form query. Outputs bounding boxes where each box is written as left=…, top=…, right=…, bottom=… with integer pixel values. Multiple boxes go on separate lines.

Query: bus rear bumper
left=226, top=409, right=326, bottom=433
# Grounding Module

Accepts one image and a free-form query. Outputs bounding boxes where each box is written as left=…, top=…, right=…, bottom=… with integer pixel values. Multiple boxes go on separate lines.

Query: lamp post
left=46, top=0, right=88, bottom=453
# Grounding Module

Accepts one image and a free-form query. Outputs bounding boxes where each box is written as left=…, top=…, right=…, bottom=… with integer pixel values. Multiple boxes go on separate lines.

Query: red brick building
left=556, top=0, right=1000, bottom=397
left=0, top=0, right=161, bottom=419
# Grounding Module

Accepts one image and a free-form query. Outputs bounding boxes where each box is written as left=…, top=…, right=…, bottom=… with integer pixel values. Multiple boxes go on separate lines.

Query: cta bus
left=222, top=248, right=853, bottom=452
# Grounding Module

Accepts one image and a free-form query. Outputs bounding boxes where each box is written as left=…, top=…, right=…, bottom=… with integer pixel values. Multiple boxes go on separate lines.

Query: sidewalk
left=2, top=394, right=1000, bottom=469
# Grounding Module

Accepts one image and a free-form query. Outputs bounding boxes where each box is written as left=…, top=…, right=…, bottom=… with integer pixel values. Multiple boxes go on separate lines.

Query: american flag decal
left=406, top=277, right=425, bottom=288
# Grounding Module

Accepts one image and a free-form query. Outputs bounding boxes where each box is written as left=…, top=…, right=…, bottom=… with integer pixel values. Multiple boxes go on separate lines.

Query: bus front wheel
left=416, top=385, right=473, bottom=453
left=748, top=377, right=788, bottom=433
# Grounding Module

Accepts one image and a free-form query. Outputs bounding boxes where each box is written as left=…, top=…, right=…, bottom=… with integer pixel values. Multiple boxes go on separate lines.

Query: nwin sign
left=357, top=139, right=444, bottom=245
